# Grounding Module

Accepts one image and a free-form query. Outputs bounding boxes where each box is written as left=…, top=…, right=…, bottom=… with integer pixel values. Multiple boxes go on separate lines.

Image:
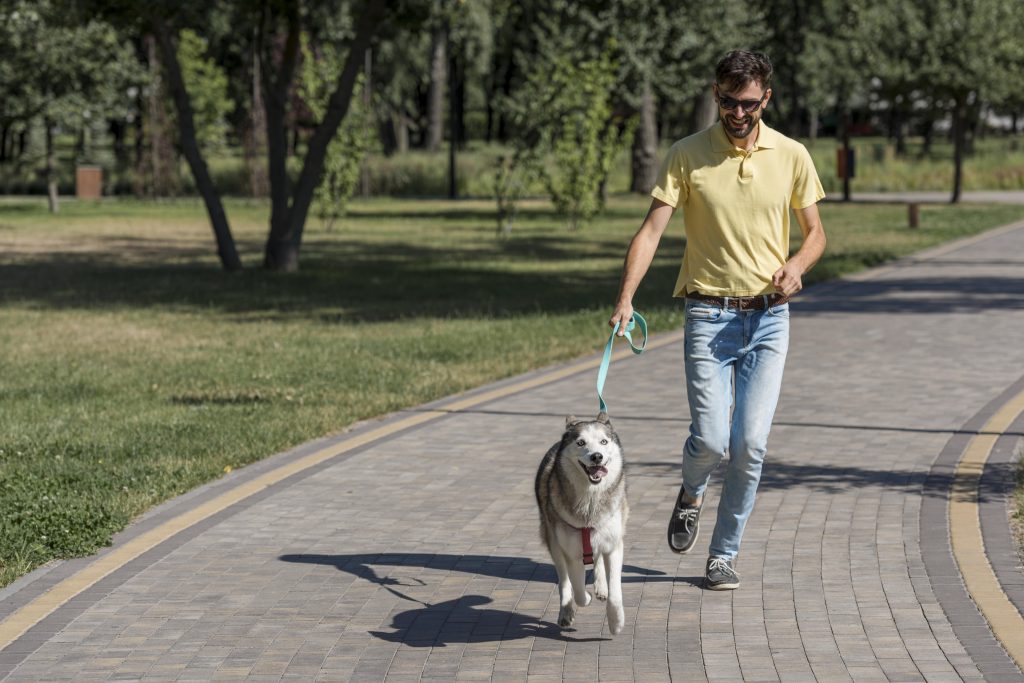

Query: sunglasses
left=715, top=89, right=767, bottom=114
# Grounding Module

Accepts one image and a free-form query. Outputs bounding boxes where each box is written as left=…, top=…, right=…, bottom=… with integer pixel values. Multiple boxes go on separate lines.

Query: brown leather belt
left=685, top=291, right=789, bottom=311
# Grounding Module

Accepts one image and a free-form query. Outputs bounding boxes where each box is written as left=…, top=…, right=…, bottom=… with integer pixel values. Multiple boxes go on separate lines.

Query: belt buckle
left=736, top=296, right=757, bottom=311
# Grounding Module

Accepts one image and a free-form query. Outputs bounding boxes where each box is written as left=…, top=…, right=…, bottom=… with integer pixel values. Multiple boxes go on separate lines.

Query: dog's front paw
left=574, top=589, right=592, bottom=607
left=607, top=602, right=625, bottom=635
left=558, top=603, right=577, bottom=628
left=593, top=580, right=608, bottom=601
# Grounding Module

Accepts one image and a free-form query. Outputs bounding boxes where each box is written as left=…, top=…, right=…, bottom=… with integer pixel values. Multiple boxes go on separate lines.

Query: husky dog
left=535, top=412, right=628, bottom=634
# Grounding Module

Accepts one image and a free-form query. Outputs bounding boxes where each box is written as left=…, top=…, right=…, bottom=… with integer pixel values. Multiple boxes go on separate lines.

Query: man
left=609, top=50, right=826, bottom=590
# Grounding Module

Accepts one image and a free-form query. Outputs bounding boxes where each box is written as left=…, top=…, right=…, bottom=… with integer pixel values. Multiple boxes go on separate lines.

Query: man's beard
left=722, top=113, right=757, bottom=140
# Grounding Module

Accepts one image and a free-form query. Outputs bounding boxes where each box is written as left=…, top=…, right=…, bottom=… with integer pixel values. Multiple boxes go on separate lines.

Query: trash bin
left=76, top=165, right=103, bottom=200
left=836, top=147, right=856, bottom=179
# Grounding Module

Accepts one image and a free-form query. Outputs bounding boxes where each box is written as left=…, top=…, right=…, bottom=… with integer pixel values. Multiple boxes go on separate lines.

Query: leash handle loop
left=597, top=312, right=647, bottom=413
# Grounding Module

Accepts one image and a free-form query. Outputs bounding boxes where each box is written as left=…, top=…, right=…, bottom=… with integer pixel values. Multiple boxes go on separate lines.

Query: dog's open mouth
left=581, top=462, right=608, bottom=484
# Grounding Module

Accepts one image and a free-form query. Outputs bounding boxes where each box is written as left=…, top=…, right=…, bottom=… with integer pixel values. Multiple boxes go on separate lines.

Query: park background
left=1, top=0, right=1023, bottom=589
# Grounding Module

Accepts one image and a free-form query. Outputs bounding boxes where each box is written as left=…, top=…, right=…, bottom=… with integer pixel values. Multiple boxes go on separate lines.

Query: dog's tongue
left=588, top=465, right=608, bottom=480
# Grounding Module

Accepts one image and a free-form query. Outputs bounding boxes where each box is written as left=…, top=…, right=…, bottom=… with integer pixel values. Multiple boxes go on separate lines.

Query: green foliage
left=0, top=1, right=142, bottom=156
left=918, top=0, right=1020, bottom=104
left=502, top=48, right=634, bottom=231
left=299, top=37, right=375, bottom=230
left=540, top=54, right=634, bottom=230
left=177, top=29, right=235, bottom=151
left=798, top=0, right=877, bottom=115
left=493, top=150, right=538, bottom=237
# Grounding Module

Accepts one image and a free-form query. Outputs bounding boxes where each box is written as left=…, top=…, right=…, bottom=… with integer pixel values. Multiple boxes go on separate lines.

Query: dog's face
left=563, top=412, right=623, bottom=486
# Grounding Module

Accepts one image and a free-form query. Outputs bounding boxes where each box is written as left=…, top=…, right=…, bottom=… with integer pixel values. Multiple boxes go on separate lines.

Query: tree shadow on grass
left=0, top=233, right=686, bottom=323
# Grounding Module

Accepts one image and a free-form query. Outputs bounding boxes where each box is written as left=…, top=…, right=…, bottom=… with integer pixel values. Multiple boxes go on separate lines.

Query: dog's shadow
left=279, top=553, right=690, bottom=645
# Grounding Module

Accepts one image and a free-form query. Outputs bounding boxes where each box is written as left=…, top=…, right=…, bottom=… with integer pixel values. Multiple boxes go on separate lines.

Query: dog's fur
left=535, top=412, right=628, bottom=634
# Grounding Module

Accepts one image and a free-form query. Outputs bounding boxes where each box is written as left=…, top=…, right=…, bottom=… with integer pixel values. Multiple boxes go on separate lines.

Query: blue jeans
left=681, top=297, right=790, bottom=561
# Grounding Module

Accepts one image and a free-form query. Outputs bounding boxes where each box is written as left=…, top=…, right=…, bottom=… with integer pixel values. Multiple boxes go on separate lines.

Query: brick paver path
left=2, top=221, right=1024, bottom=682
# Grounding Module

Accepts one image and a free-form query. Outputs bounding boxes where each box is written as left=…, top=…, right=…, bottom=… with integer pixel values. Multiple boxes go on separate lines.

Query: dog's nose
left=591, top=453, right=604, bottom=465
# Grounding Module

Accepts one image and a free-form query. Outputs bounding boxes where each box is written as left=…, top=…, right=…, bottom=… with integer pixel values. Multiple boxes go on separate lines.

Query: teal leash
left=596, top=312, right=647, bottom=413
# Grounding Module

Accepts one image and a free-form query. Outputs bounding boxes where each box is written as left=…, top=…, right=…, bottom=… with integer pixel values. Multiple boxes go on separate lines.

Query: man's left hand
left=772, top=262, right=804, bottom=296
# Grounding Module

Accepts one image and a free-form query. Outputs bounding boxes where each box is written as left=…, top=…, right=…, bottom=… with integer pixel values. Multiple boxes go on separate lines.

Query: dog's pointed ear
left=565, top=415, right=578, bottom=428
left=596, top=411, right=610, bottom=424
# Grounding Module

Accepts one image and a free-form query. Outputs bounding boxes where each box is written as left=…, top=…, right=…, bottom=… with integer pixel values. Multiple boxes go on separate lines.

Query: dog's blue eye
left=601, top=439, right=608, bottom=445
left=576, top=439, right=585, bottom=447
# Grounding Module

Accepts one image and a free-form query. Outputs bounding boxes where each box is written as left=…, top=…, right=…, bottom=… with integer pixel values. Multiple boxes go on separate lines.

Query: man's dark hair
left=715, top=50, right=773, bottom=92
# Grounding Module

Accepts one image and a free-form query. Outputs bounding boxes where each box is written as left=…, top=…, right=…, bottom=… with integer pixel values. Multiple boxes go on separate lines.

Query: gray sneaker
left=704, top=556, right=740, bottom=590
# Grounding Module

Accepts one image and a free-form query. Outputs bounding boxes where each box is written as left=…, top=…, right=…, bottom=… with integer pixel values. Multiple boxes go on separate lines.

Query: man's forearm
left=615, top=200, right=675, bottom=305
left=616, top=231, right=660, bottom=305
left=789, top=226, right=826, bottom=275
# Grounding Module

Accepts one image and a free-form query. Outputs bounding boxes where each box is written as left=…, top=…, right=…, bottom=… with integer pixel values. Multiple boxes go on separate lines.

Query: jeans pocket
left=685, top=302, right=722, bottom=322
left=766, top=302, right=790, bottom=318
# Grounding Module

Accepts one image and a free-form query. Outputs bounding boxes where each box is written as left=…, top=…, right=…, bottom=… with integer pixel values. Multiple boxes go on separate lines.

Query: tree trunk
left=630, top=78, right=658, bottom=194
left=966, top=100, right=984, bottom=155
left=453, top=50, right=465, bottom=148
left=485, top=67, right=495, bottom=144
left=260, top=3, right=301, bottom=271
left=891, top=99, right=907, bottom=156
left=45, top=118, right=59, bottom=214
left=426, top=25, right=446, bottom=151
left=448, top=27, right=457, bottom=199
left=244, top=39, right=270, bottom=197
left=140, top=34, right=179, bottom=197
left=0, top=125, right=8, bottom=163
left=808, top=107, right=819, bottom=141
left=360, top=47, right=372, bottom=197
left=75, top=126, right=86, bottom=160
left=152, top=21, right=242, bottom=271
left=690, top=89, right=717, bottom=134
left=262, top=0, right=388, bottom=271
left=133, top=91, right=145, bottom=174
left=837, top=92, right=852, bottom=202
left=109, top=119, right=129, bottom=171
left=920, top=116, right=935, bottom=158
left=393, top=112, right=409, bottom=153
left=951, top=96, right=965, bottom=204
left=497, top=51, right=514, bottom=142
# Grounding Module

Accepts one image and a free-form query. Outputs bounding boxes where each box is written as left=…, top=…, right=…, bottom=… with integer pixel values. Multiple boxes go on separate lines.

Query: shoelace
left=676, top=507, right=699, bottom=523
left=708, top=557, right=732, bottom=575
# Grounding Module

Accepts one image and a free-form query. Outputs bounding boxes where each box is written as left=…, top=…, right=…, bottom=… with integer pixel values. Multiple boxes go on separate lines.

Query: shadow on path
left=405, top=407, right=1024, bottom=439
left=368, top=594, right=605, bottom=646
left=629, top=459, right=1020, bottom=504
left=798, top=274, right=1024, bottom=315
left=278, top=553, right=684, bottom=645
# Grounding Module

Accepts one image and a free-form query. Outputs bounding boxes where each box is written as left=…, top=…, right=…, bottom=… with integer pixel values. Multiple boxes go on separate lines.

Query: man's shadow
left=279, top=553, right=699, bottom=645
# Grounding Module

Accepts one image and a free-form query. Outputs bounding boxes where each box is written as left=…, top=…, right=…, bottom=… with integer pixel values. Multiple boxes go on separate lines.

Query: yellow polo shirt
left=651, top=120, right=825, bottom=297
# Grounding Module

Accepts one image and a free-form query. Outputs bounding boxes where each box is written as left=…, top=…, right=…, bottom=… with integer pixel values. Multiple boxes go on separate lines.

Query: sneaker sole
left=667, top=526, right=698, bottom=554
left=704, top=579, right=740, bottom=591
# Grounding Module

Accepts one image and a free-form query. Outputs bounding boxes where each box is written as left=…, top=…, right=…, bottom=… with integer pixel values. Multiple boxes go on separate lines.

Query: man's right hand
left=609, top=302, right=634, bottom=336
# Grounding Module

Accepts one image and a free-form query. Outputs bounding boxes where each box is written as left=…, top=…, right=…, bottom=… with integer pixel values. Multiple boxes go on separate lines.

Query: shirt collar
left=710, top=119, right=779, bottom=152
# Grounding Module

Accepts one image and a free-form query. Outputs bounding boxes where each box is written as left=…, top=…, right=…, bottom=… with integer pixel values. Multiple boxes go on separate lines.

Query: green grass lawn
left=1, top=194, right=1023, bottom=586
